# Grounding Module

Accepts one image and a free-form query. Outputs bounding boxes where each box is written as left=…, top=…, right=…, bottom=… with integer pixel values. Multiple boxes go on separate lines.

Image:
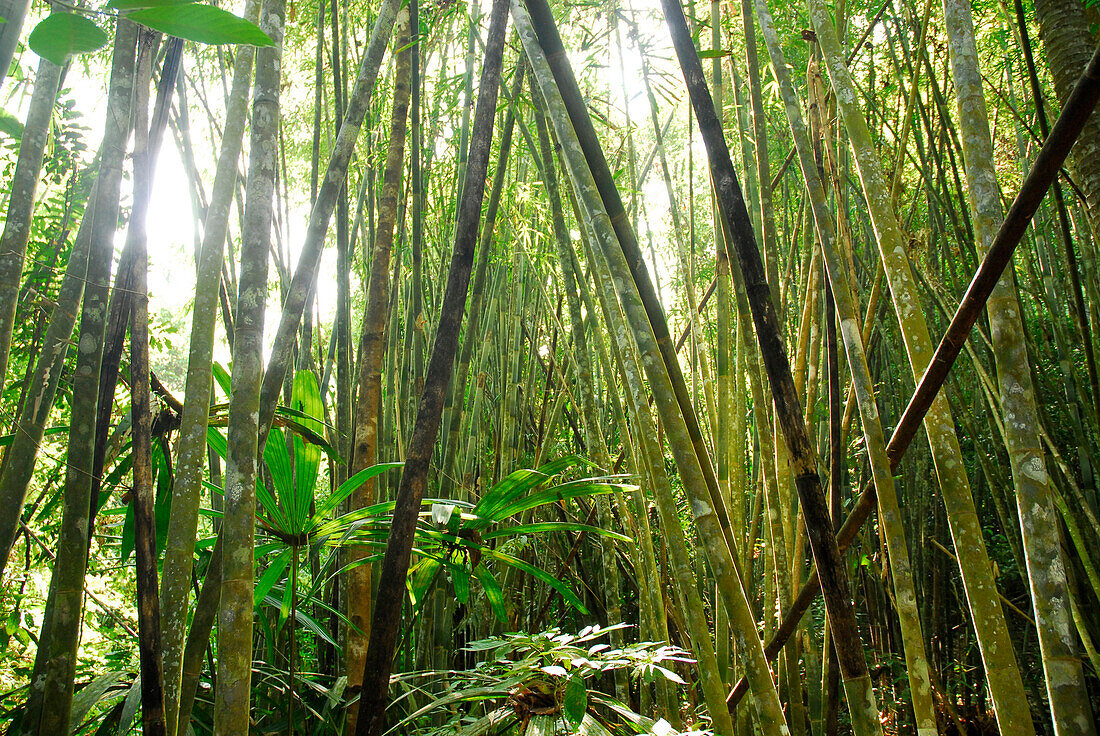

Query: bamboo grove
left=0, top=0, right=1099, bottom=733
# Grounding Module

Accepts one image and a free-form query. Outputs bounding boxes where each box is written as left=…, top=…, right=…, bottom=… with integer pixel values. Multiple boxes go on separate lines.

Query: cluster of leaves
left=28, top=0, right=273, bottom=68
left=392, top=625, right=701, bottom=735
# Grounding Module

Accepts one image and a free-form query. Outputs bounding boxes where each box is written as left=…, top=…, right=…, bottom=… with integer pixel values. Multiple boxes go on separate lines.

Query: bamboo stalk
left=726, top=37, right=1100, bottom=713
left=353, top=3, right=508, bottom=732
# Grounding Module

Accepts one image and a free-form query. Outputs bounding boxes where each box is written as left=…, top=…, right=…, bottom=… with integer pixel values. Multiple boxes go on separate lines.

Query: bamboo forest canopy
left=0, top=0, right=1099, bottom=733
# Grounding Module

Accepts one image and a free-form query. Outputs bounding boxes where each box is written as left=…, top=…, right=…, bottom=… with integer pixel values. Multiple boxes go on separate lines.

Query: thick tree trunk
left=1034, top=0, right=1100, bottom=240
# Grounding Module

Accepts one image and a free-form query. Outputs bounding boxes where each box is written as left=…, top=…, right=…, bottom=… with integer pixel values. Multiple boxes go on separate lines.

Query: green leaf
left=29, top=14, right=108, bottom=65
left=470, top=469, right=549, bottom=523
left=260, top=426, right=294, bottom=534
left=697, top=48, right=728, bottom=58
left=107, top=0, right=198, bottom=9
left=290, top=370, right=323, bottom=531
left=313, top=462, right=402, bottom=520
left=254, top=548, right=292, bottom=608
left=452, top=564, right=470, bottom=604
left=408, top=557, right=441, bottom=607
left=211, top=362, right=232, bottom=398
left=125, top=5, right=274, bottom=46
left=0, top=107, right=23, bottom=140
left=485, top=480, right=629, bottom=523
left=474, top=566, right=507, bottom=622
left=482, top=522, right=630, bottom=542
left=563, top=674, right=587, bottom=728
left=69, top=670, right=128, bottom=731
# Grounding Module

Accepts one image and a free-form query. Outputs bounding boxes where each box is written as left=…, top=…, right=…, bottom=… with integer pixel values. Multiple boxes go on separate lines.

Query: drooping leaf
left=484, top=548, right=588, bottom=614
left=116, top=675, right=142, bottom=735
left=260, top=594, right=338, bottom=647
left=563, top=674, right=587, bottom=728
left=69, top=670, right=128, bottom=732
left=481, top=521, right=631, bottom=543
left=29, top=14, right=107, bottom=66
left=125, top=4, right=274, bottom=46
left=485, top=480, right=632, bottom=523
left=474, top=566, right=507, bottom=622
left=452, top=564, right=470, bottom=604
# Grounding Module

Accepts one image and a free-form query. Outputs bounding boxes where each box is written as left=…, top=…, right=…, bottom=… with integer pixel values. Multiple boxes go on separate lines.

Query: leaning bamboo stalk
left=0, top=54, right=61, bottom=390
left=803, top=0, right=1036, bottom=729
left=942, top=0, right=1096, bottom=729
left=726, top=37, right=1100, bottom=713
left=128, top=39, right=185, bottom=736
left=439, top=60, right=525, bottom=497
left=523, top=0, right=741, bottom=575
left=753, top=0, right=937, bottom=730
left=570, top=169, right=733, bottom=734
left=662, top=3, right=884, bottom=733
left=256, top=0, right=403, bottom=437
left=531, top=74, right=627, bottom=701
left=515, top=2, right=785, bottom=731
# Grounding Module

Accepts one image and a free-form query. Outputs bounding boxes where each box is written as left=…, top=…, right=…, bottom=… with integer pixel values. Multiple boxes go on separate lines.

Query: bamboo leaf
left=125, top=4, right=274, bottom=46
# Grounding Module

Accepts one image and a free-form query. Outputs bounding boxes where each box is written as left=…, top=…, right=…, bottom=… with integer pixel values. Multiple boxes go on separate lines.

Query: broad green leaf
left=116, top=675, right=142, bottom=735
left=408, top=557, right=441, bottom=607
left=291, top=369, right=324, bottom=434
left=290, top=370, right=323, bottom=529
left=534, top=454, right=593, bottom=477
left=153, top=438, right=173, bottom=556
left=261, top=426, right=294, bottom=533
left=107, top=0, right=198, bottom=9
left=563, top=674, right=587, bottom=728
left=485, top=547, right=588, bottom=614
left=29, top=14, right=107, bottom=66
left=485, top=480, right=630, bottom=523
left=126, top=5, right=274, bottom=46
left=205, top=425, right=227, bottom=458
left=120, top=496, right=135, bottom=563
left=576, top=712, right=614, bottom=735
left=525, top=714, right=557, bottom=736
